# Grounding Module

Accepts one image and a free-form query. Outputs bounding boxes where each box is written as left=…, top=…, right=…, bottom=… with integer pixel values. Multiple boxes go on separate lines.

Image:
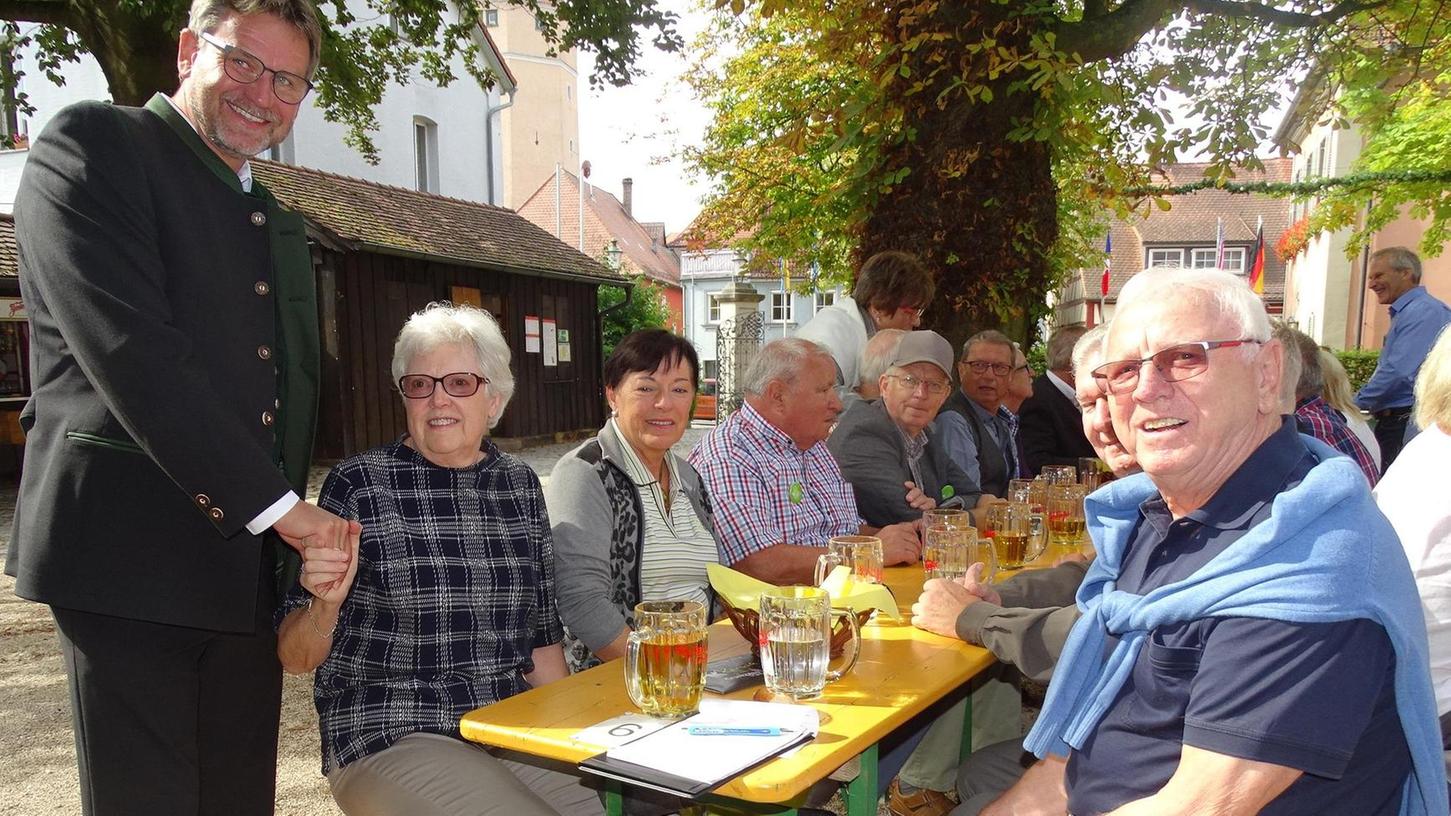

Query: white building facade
left=679, top=247, right=842, bottom=380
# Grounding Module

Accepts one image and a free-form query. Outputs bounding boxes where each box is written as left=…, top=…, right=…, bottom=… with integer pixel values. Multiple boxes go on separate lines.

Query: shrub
left=1334, top=349, right=1380, bottom=392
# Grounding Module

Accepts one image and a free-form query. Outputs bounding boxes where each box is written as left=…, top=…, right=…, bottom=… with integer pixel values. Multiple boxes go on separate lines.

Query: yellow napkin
left=706, top=563, right=900, bottom=620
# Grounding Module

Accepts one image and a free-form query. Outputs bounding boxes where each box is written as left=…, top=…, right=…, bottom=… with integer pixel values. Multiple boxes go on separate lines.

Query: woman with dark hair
left=545, top=329, right=721, bottom=672
left=797, top=250, right=936, bottom=394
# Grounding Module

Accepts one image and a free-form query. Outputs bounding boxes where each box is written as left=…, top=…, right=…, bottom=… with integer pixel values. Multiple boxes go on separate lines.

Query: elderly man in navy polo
left=983, top=267, right=1446, bottom=816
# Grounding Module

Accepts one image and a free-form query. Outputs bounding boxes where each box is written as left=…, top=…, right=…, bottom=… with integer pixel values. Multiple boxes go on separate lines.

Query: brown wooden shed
left=254, top=162, right=625, bottom=458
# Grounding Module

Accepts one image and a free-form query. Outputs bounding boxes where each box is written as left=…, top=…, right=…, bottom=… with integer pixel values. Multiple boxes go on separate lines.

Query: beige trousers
left=328, top=732, right=605, bottom=816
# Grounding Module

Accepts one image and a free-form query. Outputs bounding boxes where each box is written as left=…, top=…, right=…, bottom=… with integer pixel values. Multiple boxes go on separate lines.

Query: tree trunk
left=70, top=1, right=188, bottom=105
left=856, top=0, right=1058, bottom=355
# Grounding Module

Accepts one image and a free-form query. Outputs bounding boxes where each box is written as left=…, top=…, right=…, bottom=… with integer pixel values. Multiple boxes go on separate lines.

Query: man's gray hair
left=1070, top=325, right=1108, bottom=380
left=859, top=329, right=907, bottom=387
left=961, top=329, right=1015, bottom=359
left=1046, top=325, right=1088, bottom=372
left=1116, top=267, right=1272, bottom=343
left=743, top=337, right=834, bottom=396
left=1371, top=246, right=1423, bottom=284
left=1270, top=322, right=1303, bottom=410
left=189, top=0, right=324, bottom=76
left=391, top=302, right=515, bottom=428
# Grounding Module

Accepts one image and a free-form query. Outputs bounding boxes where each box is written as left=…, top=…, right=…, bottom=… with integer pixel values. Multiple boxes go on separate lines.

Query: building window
left=703, top=359, right=719, bottom=380
left=0, top=317, right=30, bottom=398
left=771, top=291, right=794, bottom=322
left=566, top=84, right=572, bottom=100
left=414, top=117, right=439, bottom=193
left=706, top=294, right=721, bottom=323
left=1190, top=248, right=1217, bottom=269
left=814, top=289, right=837, bottom=311
left=484, top=8, right=498, bottom=26
left=1220, top=247, right=1246, bottom=273
left=1146, top=248, right=1183, bottom=268
left=534, top=14, right=546, bottom=30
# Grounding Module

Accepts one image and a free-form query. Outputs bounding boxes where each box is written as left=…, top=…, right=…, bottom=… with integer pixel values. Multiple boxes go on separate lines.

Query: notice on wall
left=524, top=315, right=541, bottom=354
left=558, top=343, right=572, bottom=363
left=542, top=319, right=558, bottom=367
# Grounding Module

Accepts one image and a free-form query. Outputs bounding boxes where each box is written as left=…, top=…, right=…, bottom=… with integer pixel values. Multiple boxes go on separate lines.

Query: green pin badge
left=941, top=484, right=956, bottom=500
left=788, top=482, right=804, bottom=505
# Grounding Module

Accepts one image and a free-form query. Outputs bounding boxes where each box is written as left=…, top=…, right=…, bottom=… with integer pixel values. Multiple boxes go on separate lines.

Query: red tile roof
left=252, top=161, right=622, bottom=284
left=1063, top=159, right=1292, bottom=305
left=515, top=170, right=681, bottom=289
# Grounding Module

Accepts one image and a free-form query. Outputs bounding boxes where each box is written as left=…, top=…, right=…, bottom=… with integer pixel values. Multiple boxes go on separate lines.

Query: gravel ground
left=0, top=427, right=709, bottom=816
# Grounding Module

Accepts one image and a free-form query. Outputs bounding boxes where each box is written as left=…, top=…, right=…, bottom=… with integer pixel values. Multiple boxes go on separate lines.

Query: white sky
left=576, top=0, right=712, bottom=235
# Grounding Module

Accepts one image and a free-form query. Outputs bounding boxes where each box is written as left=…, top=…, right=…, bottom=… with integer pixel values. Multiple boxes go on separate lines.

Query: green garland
left=1101, top=169, right=1451, bottom=199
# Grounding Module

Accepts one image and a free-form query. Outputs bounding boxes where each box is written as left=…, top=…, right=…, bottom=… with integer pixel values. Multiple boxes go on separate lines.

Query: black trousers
left=1374, top=409, right=1412, bottom=474
left=50, top=555, right=282, bottom=816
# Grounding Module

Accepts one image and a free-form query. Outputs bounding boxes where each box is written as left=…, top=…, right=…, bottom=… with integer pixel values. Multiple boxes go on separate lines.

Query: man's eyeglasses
left=964, top=360, right=1013, bottom=377
left=1091, top=340, right=1261, bottom=395
left=196, top=31, right=314, bottom=105
left=398, top=372, right=489, bottom=400
left=886, top=373, right=950, bottom=396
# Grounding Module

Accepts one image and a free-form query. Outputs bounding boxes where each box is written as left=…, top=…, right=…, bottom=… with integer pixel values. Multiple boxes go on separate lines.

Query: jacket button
left=261, top=410, right=275, bottom=427
left=195, top=493, right=210, bottom=507
left=209, top=507, right=225, bottom=521
left=257, top=345, right=272, bottom=360
left=250, top=211, right=267, bottom=226
left=254, top=281, right=271, bottom=296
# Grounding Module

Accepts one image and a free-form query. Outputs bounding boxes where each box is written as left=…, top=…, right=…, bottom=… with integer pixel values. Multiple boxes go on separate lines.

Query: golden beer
left=624, top=601, right=708, bottom=717
left=992, top=531, right=1031, bottom=570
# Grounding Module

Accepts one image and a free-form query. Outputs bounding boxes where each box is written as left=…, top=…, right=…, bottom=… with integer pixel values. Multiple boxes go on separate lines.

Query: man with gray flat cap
left=829, top=330, right=980, bottom=526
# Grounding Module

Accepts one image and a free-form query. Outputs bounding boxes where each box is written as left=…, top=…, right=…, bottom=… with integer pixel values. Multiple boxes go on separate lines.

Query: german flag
left=1248, top=218, right=1265, bottom=295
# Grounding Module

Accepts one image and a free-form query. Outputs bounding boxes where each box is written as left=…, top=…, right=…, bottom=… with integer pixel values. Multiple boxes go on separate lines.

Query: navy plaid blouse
left=281, top=436, right=564, bottom=774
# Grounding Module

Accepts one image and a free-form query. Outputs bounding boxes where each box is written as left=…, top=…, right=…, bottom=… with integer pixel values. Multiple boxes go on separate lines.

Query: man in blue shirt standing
left=981, top=267, right=1445, bottom=816
left=1356, top=246, right=1451, bottom=471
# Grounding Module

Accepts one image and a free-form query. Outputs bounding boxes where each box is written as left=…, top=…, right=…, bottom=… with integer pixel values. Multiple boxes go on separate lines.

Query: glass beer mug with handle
left=624, top=601, right=709, bottom=718
left=982, top=501, right=1044, bottom=570
left=924, top=523, right=996, bottom=583
left=813, top=535, right=884, bottom=586
left=759, top=587, right=861, bottom=701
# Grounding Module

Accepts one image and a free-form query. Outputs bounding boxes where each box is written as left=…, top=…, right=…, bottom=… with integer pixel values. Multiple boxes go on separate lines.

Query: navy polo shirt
left=1066, top=419, right=1409, bottom=815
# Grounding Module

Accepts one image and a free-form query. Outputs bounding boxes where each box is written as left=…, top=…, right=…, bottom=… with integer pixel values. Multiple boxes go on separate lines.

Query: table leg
left=840, top=742, right=878, bottom=816
left=605, top=780, right=624, bottom=816
left=959, top=688, right=974, bottom=762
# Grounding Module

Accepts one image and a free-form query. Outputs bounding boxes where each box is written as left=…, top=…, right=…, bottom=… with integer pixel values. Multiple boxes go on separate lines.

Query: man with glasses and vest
left=982, top=267, right=1444, bottom=816
left=933, top=329, right=1021, bottom=501
left=6, top=1, right=358, bottom=813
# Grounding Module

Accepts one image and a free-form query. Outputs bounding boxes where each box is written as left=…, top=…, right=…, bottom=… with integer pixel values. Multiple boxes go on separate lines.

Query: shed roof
left=253, top=161, right=623, bottom=285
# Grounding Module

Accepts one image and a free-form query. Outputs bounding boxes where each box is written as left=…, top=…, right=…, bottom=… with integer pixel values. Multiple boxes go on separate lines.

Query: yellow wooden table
left=460, top=566, right=998, bottom=816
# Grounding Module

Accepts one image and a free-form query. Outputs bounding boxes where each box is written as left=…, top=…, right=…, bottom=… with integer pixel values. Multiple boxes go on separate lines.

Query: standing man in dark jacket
left=1019, top=325, right=1094, bottom=475
left=6, top=1, right=357, bottom=813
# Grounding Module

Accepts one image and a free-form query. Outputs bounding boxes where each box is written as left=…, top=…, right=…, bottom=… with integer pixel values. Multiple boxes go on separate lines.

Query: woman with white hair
left=277, top=303, right=600, bottom=816
left=1375, top=326, right=1451, bottom=745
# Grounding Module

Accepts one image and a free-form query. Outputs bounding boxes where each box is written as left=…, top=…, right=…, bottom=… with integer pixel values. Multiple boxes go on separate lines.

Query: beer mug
left=624, top=601, right=708, bottom=718
left=1047, top=484, right=1089, bottom=558
left=1078, top=457, right=1106, bottom=491
left=1040, top=465, right=1078, bottom=485
left=759, top=587, right=861, bottom=700
left=924, top=523, right=996, bottom=583
left=923, top=507, right=971, bottom=530
left=814, top=535, right=884, bottom=586
left=982, top=501, right=1043, bottom=570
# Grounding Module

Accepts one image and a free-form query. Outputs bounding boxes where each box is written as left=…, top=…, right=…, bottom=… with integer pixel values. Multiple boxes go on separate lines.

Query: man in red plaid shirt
left=1282, top=326, right=1379, bottom=486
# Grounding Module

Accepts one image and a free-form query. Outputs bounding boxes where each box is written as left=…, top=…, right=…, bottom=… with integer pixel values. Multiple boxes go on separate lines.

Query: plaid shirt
left=1294, top=396, right=1380, bottom=487
left=280, top=437, right=563, bottom=774
left=688, top=402, right=861, bottom=564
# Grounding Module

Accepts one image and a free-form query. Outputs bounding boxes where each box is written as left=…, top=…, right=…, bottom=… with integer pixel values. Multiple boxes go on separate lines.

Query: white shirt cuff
left=247, top=491, right=300, bottom=535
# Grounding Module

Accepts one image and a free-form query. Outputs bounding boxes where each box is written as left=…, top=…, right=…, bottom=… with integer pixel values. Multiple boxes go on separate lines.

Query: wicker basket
left=720, top=597, right=872, bottom=659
